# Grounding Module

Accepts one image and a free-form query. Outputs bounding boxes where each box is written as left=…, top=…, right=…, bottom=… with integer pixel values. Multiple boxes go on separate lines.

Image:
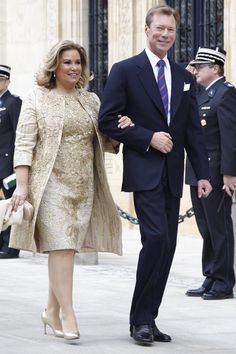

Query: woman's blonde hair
left=36, top=40, right=90, bottom=89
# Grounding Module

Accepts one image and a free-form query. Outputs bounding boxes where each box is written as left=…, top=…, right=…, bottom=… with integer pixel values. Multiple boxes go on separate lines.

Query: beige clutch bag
left=0, top=198, right=34, bottom=232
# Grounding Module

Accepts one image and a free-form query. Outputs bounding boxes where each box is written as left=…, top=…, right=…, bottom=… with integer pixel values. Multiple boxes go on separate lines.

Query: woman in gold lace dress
left=9, top=40, right=132, bottom=341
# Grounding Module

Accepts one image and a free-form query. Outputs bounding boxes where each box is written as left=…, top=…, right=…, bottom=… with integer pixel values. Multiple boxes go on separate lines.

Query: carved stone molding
left=57, top=0, right=88, bottom=49
left=46, top=0, right=59, bottom=47
left=74, top=0, right=89, bottom=50
left=108, top=0, right=133, bottom=66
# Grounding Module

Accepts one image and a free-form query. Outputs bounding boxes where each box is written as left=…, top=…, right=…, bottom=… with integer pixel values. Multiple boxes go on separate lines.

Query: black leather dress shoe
left=185, top=286, right=208, bottom=297
left=202, top=290, right=234, bottom=300
left=130, top=325, right=154, bottom=344
left=0, top=252, right=19, bottom=259
left=152, top=325, right=171, bottom=342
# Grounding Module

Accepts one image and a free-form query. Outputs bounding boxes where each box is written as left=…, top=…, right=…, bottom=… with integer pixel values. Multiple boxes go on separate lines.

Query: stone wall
left=0, top=0, right=89, bottom=98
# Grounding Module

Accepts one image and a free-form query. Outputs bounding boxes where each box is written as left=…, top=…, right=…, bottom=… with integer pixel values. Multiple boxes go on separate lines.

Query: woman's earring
left=53, top=72, right=56, bottom=78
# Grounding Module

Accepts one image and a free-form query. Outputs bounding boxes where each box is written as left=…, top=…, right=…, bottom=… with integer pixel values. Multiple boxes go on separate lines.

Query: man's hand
left=150, top=132, right=173, bottom=154
left=197, top=179, right=212, bottom=198
left=223, top=175, right=236, bottom=197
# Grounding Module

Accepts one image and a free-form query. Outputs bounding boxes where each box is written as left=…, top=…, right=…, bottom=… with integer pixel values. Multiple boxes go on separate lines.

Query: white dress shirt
left=145, top=47, right=172, bottom=125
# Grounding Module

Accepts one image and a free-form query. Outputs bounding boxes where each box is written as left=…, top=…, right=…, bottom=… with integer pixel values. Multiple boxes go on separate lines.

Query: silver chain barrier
left=117, top=206, right=194, bottom=225
left=0, top=196, right=194, bottom=225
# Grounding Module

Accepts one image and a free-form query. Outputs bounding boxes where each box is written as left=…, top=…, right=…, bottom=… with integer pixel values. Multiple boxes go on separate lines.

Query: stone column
left=58, top=0, right=89, bottom=50
left=46, top=0, right=60, bottom=48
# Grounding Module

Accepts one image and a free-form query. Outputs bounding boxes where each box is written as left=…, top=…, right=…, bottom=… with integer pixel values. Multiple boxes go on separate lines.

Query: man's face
left=145, top=13, right=177, bottom=58
left=194, top=64, right=218, bottom=87
left=0, top=78, right=9, bottom=94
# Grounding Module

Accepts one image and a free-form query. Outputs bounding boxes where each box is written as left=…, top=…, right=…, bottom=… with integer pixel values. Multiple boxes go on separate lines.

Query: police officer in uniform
left=185, top=47, right=236, bottom=299
left=0, top=64, right=22, bottom=259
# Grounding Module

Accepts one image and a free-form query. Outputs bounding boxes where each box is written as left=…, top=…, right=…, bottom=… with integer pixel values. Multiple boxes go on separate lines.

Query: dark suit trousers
left=0, top=180, right=19, bottom=256
left=130, top=176, right=180, bottom=325
left=190, top=186, right=235, bottom=292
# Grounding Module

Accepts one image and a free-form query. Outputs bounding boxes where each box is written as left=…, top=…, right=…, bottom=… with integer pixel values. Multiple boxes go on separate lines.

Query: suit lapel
left=136, top=51, right=167, bottom=119
left=170, top=62, right=184, bottom=119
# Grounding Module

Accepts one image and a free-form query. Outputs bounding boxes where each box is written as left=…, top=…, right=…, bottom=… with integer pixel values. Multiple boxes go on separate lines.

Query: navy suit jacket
left=99, top=50, right=209, bottom=197
left=0, top=90, right=22, bottom=179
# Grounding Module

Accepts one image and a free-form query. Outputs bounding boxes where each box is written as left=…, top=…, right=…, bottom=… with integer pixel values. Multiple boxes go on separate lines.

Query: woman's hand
left=11, top=185, right=28, bottom=212
left=10, top=166, right=29, bottom=211
left=117, top=114, right=135, bottom=129
left=109, top=115, right=134, bottom=153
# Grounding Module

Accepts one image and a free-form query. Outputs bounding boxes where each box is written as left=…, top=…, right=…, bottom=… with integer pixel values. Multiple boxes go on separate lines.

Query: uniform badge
left=201, top=119, right=207, bottom=126
left=208, top=89, right=215, bottom=97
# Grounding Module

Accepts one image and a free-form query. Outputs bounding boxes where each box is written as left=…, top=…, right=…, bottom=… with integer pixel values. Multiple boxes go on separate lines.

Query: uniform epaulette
left=223, top=81, right=235, bottom=88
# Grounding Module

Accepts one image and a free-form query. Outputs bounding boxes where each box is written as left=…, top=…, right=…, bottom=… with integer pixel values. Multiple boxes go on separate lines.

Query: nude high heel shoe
left=61, top=316, right=80, bottom=341
left=41, top=309, right=64, bottom=338
left=63, top=331, right=80, bottom=341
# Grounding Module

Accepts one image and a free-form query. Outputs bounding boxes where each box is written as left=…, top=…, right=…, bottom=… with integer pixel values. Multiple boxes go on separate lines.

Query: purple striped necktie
left=157, top=59, right=169, bottom=117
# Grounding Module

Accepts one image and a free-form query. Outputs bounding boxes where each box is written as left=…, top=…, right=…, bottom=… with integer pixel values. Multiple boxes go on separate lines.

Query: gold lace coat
left=10, top=87, right=122, bottom=255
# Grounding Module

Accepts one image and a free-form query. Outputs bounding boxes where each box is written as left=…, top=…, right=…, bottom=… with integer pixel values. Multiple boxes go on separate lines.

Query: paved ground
left=0, top=229, right=235, bottom=354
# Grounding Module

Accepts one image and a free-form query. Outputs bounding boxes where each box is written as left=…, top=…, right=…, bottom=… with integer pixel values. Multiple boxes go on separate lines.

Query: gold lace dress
left=36, top=95, right=95, bottom=252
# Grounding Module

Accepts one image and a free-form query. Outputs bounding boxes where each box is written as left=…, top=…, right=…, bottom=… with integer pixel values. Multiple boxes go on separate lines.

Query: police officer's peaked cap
left=0, top=64, right=11, bottom=79
left=190, top=47, right=226, bottom=67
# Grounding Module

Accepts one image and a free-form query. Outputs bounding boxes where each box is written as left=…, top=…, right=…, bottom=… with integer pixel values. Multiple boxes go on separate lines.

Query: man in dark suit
left=185, top=47, right=236, bottom=300
left=99, top=5, right=212, bottom=345
left=0, top=64, right=22, bottom=259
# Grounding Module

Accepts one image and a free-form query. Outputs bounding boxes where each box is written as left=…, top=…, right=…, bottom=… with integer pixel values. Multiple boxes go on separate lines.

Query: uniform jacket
left=10, top=87, right=122, bottom=255
left=99, top=50, right=209, bottom=197
left=0, top=90, right=22, bottom=179
left=186, top=77, right=236, bottom=186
